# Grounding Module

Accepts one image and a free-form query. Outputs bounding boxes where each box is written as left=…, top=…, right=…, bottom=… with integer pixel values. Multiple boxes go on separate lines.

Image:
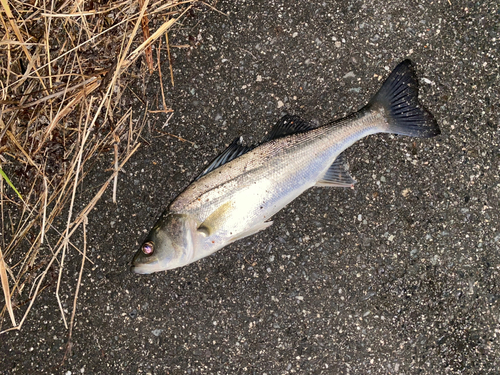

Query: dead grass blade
left=0, top=0, right=46, bottom=91
left=1, top=142, right=141, bottom=334
left=124, top=5, right=192, bottom=68
left=63, top=213, right=87, bottom=362
left=34, top=79, right=101, bottom=155
left=139, top=0, right=154, bottom=73
left=0, top=246, right=16, bottom=326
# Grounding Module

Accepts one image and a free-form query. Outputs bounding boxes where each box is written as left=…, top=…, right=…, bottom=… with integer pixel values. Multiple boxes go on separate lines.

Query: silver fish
left=131, top=60, right=440, bottom=274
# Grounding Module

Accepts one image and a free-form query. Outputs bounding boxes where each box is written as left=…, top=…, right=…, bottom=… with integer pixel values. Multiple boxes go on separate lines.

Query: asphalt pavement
left=2, top=0, right=499, bottom=373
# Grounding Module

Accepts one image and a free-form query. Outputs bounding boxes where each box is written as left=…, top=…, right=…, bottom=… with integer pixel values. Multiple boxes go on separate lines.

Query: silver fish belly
left=131, top=60, right=440, bottom=274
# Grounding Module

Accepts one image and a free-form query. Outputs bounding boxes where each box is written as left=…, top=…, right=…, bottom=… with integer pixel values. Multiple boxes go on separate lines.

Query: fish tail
left=368, top=60, right=440, bottom=138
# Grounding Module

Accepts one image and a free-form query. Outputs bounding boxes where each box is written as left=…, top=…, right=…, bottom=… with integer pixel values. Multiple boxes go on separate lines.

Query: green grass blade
left=0, top=167, right=23, bottom=201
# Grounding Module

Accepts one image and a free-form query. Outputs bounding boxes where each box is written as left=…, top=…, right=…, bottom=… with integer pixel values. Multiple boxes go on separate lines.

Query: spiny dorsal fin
left=196, top=115, right=314, bottom=180
left=196, top=137, right=254, bottom=180
left=262, top=114, right=316, bottom=142
left=315, top=152, right=356, bottom=187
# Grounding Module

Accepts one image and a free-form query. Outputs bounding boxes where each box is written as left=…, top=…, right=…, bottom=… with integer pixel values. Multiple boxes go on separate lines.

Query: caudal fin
left=368, top=60, right=440, bottom=138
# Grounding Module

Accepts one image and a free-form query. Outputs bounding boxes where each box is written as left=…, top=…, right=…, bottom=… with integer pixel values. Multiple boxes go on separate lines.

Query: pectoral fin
left=229, top=221, right=273, bottom=243
left=197, top=201, right=234, bottom=237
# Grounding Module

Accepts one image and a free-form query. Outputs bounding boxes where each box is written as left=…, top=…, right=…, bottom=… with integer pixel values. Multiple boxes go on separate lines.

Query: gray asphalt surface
left=2, top=0, right=500, bottom=374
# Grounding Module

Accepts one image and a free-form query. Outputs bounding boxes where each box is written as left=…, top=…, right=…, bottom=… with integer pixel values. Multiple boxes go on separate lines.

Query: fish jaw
left=131, top=257, right=168, bottom=275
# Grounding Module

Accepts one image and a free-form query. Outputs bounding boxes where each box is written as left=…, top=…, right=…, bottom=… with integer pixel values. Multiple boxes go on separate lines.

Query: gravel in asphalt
left=2, top=1, right=499, bottom=374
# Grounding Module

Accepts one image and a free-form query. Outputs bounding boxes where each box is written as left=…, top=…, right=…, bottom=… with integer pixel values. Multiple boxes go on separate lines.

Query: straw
left=0, top=0, right=213, bottom=335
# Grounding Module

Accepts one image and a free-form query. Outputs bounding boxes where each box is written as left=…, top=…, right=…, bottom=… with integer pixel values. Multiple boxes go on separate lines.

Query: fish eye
left=142, top=241, right=154, bottom=255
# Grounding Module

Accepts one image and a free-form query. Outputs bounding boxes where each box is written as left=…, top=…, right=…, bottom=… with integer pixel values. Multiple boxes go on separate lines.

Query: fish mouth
left=130, top=260, right=160, bottom=274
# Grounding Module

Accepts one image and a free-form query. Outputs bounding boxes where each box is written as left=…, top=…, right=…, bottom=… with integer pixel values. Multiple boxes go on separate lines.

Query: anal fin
left=316, top=152, right=356, bottom=187
left=229, top=221, right=273, bottom=243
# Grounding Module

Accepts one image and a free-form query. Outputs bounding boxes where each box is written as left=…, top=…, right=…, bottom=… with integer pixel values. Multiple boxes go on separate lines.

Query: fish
left=131, top=59, right=440, bottom=274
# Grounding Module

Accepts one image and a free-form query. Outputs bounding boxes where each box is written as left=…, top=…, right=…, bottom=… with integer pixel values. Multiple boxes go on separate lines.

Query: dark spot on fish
left=142, top=241, right=154, bottom=255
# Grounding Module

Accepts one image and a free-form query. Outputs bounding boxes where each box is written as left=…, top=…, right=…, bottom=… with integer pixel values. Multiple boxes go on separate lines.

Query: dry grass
left=0, top=0, right=214, bottom=335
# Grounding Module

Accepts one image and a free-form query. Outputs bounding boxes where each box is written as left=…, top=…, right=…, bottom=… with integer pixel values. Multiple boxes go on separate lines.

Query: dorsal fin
left=196, top=137, right=254, bottom=180
left=315, top=152, right=356, bottom=187
left=262, top=114, right=316, bottom=142
left=196, top=115, right=314, bottom=180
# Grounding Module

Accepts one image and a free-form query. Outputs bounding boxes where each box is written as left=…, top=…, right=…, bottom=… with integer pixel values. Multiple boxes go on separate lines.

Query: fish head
left=131, top=213, right=198, bottom=274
